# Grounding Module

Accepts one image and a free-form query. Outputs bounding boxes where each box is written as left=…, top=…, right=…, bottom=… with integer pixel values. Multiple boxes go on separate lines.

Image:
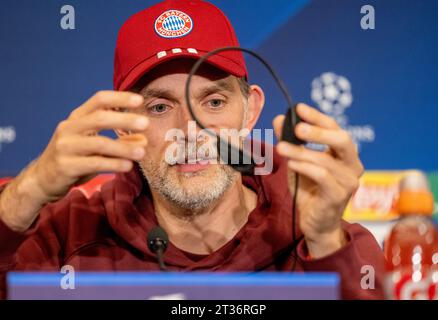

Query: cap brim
left=117, top=50, right=247, bottom=91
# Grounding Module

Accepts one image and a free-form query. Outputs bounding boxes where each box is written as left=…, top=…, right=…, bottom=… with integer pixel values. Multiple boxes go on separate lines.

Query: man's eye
left=149, top=104, right=168, bottom=114
left=208, top=99, right=224, bottom=109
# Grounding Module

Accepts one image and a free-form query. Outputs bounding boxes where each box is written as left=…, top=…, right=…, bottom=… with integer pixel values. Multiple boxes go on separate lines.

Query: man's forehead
left=131, top=58, right=237, bottom=93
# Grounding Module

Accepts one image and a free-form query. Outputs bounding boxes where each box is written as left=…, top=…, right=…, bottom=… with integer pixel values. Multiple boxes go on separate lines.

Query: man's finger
left=59, top=135, right=148, bottom=161
left=277, top=141, right=360, bottom=189
left=273, top=104, right=339, bottom=142
left=294, top=122, right=358, bottom=164
left=70, top=91, right=144, bottom=119
left=62, top=110, right=149, bottom=134
left=61, top=156, right=134, bottom=177
left=286, top=160, right=344, bottom=199
left=296, top=103, right=340, bottom=130
left=272, top=114, right=285, bottom=141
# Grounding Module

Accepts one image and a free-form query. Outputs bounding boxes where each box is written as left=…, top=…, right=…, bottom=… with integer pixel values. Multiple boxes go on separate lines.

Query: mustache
left=164, top=140, right=219, bottom=165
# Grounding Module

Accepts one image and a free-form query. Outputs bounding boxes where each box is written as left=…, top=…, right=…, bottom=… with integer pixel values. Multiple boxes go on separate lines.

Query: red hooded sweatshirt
left=0, top=150, right=385, bottom=300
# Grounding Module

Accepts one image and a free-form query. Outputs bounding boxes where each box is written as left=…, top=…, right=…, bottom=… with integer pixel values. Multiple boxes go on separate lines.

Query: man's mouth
left=175, top=158, right=211, bottom=173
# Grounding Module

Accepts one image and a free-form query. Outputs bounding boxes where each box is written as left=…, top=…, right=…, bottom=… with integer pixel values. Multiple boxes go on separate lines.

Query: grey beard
left=138, top=160, right=237, bottom=217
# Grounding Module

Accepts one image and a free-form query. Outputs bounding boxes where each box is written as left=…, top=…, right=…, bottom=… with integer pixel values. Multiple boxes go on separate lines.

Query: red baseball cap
left=114, top=0, right=248, bottom=91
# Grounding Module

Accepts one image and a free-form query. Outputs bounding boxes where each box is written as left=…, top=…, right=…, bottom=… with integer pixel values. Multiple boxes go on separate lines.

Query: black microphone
left=147, top=226, right=169, bottom=271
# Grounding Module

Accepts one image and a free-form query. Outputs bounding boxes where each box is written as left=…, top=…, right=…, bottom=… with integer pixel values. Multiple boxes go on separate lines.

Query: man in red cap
left=0, top=0, right=384, bottom=299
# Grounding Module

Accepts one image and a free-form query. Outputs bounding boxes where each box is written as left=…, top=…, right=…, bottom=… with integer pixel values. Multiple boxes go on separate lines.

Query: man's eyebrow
left=141, top=88, right=177, bottom=101
left=140, top=79, right=236, bottom=101
left=196, top=79, right=236, bottom=99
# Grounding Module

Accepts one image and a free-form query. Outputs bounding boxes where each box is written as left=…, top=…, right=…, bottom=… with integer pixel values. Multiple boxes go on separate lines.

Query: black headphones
left=185, top=46, right=305, bottom=270
left=185, top=46, right=304, bottom=174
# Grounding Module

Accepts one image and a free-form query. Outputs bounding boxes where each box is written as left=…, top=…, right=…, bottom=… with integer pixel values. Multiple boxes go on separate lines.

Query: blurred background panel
left=1, top=0, right=437, bottom=175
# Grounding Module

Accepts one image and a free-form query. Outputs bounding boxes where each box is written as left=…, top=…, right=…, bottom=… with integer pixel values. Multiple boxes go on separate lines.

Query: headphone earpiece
left=281, top=104, right=305, bottom=145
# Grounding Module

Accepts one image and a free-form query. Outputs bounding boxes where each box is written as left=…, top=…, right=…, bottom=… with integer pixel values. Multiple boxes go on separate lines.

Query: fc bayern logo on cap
left=155, top=10, right=193, bottom=38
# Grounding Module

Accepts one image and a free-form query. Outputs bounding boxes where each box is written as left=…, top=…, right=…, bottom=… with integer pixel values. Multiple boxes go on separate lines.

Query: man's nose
left=177, top=103, right=201, bottom=139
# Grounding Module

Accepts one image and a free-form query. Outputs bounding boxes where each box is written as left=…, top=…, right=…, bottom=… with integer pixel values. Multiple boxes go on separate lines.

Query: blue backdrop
left=1, top=0, right=437, bottom=175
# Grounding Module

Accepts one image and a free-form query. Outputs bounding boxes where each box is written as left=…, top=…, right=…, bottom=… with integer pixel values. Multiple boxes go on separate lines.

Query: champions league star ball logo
left=310, top=72, right=375, bottom=150
left=311, top=72, right=353, bottom=125
left=155, top=10, right=193, bottom=38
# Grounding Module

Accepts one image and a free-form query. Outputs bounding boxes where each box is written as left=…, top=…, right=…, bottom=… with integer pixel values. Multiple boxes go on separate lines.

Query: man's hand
left=273, top=104, right=364, bottom=259
left=0, top=91, right=148, bottom=232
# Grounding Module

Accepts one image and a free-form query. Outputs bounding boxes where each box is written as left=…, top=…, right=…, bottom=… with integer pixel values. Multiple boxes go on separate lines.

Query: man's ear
left=243, top=84, right=265, bottom=131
